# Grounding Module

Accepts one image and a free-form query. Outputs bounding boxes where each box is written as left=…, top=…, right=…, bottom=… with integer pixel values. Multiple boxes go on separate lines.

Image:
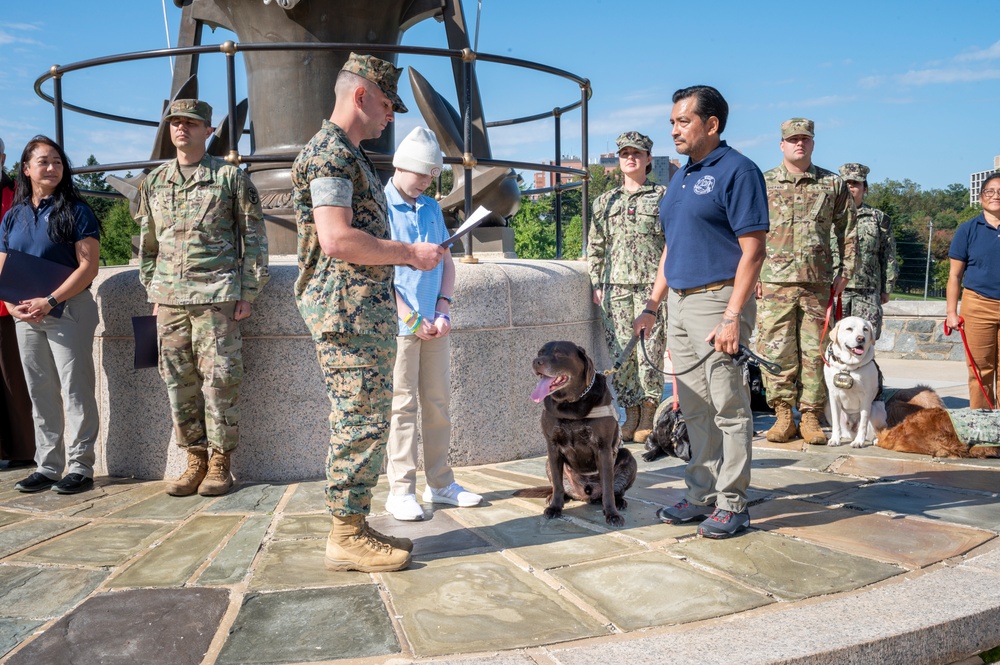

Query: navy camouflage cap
left=616, top=131, right=653, bottom=153
left=780, top=117, right=814, bottom=139
left=341, top=52, right=408, bottom=113
left=164, top=99, right=213, bottom=125
left=839, top=163, right=870, bottom=183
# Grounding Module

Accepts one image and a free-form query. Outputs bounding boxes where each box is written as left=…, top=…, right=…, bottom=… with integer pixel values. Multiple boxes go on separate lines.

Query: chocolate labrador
left=529, top=341, right=637, bottom=527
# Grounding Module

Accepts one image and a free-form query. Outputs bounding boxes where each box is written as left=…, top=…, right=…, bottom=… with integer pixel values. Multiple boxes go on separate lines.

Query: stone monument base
left=90, top=258, right=603, bottom=482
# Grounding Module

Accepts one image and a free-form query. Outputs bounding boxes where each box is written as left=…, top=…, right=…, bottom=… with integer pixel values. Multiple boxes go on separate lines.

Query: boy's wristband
left=437, top=294, right=453, bottom=304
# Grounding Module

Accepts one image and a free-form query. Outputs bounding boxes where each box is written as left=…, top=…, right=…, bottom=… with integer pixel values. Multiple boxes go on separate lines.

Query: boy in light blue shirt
left=384, top=127, right=482, bottom=521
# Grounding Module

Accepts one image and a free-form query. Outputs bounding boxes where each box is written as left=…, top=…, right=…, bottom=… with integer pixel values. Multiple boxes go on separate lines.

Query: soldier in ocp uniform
left=838, top=163, right=897, bottom=339
left=293, top=53, right=444, bottom=573
left=137, top=99, right=270, bottom=498
left=757, top=118, right=858, bottom=445
left=588, top=131, right=667, bottom=444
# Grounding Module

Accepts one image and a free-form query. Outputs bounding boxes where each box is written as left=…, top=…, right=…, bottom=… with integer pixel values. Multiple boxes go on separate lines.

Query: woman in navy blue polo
left=947, top=172, right=1000, bottom=410
left=0, top=136, right=101, bottom=494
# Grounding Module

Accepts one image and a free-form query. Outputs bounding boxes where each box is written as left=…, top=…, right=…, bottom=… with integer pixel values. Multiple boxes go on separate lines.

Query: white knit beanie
left=393, top=127, right=443, bottom=176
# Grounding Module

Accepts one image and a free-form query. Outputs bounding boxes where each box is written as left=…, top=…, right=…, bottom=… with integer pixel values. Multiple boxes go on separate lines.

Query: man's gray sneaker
left=656, top=499, right=713, bottom=524
left=697, top=508, right=750, bottom=539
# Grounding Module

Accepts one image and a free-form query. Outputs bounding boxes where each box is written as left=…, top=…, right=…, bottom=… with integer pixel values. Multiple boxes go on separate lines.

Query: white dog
left=823, top=316, right=880, bottom=448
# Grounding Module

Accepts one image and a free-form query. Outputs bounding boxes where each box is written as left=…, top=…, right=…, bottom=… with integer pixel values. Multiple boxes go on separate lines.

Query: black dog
left=643, top=399, right=691, bottom=462
left=527, top=341, right=637, bottom=527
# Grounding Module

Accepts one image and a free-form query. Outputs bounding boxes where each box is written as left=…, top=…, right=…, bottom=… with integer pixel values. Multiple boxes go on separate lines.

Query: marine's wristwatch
left=46, top=295, right=59, bottom=308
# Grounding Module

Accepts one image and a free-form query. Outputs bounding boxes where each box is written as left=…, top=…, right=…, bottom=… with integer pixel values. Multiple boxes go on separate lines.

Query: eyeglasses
left=981, top=188, right=1000, bottom=198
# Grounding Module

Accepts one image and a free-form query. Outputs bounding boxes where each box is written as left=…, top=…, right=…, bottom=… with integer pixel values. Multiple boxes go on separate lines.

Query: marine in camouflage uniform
left=838, top=163, right=897, bottom=340
left=588, top=131, right=667, bottom=425
left=292, top=53, right=441, bottom=520
left=757, top=118, right=857, bottom=438
left=137, top=100, right=270, bottom=467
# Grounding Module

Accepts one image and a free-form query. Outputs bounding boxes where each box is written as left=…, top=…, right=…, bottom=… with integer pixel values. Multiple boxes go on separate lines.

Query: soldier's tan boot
left=765, top=402, right=798, bottom=443
left=363, top=521, right=413, bottom=553
left=325, top=514, right=411, bottom=572
left=198, top=450, right=234, bottom=496
left=632, top=398, right=659, bottom=444
left=166, top=446, right=208, bottom=497
left=799, top=411, right=827, bottom=445
left=621, top=406, right=641, bottom=442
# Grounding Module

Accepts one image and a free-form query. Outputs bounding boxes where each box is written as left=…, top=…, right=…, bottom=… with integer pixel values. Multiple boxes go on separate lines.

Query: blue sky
left=2, top=1, right=999, bottom=191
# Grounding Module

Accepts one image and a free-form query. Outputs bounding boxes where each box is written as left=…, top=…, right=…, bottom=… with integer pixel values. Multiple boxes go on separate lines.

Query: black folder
left=0, top=250, right=75, bottom=318
left=132, top=315, right=158, bottom=369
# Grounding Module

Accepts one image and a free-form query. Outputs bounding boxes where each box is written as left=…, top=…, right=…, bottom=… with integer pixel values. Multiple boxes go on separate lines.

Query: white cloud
left=954, top=40, right=1000, bottom=62
left=0, top=22, right=41, bottom=46
left=897, top=67, right=1000, bottom=86
left=730, top=133, right=775, bottom=151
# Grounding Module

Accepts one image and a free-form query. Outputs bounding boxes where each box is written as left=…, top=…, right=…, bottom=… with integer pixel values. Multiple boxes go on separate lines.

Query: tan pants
left=667, top=285, right=754, bottom=513
left=386, top=334, right=454, bottom=495
left=960, top=288, right=1000, bottom=410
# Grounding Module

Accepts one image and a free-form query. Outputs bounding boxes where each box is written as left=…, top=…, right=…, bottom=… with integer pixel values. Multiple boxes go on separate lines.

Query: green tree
left=510, top=195, right=554, bottom=259
left=100, top=200, right=139, bottom=266
left=73, top=155, right=116, bottom=222
left=425, top=167, right=453, bottom=199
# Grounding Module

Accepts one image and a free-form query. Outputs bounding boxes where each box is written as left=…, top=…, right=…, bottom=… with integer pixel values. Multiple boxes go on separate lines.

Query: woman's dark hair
left=980, top=172, right=1000, bottom=196
left=672, top=85, right=729, bottom=134
left=10, top=135, right=98, bottom=245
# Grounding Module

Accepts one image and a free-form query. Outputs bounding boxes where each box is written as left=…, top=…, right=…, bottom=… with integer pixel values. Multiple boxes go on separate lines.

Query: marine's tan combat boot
left=765, top=402, right=798, bottom=443
left=198, top=450, right=234, bottom=496
left=364, top=521, right=413, bottom=553
left=798, top=411, right=827, bottom=445
left=325, top=514, right=411, bottom=572
left=621, top=405, right=641, bottom=441
left=166, top=446, right=208, bottom=497
left=632, top=398, right=659, bottom=444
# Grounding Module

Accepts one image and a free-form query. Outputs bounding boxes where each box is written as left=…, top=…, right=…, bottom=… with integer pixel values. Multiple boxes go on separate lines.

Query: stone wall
left=875, top=301, right=965, bottom=361
left=91, top=259, right=604, bottom=482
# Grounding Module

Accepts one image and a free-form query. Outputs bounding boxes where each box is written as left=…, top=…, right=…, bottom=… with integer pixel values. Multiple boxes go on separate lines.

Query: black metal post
left=52, top=67, right=64, bottom=147
left=223, top=41, right=239, bottom=164
left=462, top=53, right=477, bottom=263
left=580, top=80, right=590, bottom=256
left=554, top=109, right=562, bottom=259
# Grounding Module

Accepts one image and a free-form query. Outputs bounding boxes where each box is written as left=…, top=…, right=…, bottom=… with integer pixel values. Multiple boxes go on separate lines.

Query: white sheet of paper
left=441, top=205, right=491, bottom=248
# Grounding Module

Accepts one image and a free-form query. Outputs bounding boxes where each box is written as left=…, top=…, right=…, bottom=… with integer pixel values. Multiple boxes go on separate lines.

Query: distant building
left=532, top=155, right=585, bottom=191
left=650, top=156, right=680, bottom=185
left=970, top=153, right=1000, bottom=205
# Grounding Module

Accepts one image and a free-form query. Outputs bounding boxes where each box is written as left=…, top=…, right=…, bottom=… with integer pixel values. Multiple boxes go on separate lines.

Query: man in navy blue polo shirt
left=634, top=85, right=768, bottom=539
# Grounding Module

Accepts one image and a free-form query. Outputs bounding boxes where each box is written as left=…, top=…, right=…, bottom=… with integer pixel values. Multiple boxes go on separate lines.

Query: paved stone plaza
left=1, top=358, right=998, bottom=665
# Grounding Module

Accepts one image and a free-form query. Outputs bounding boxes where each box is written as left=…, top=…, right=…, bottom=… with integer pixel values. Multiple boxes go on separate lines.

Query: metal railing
left=34, top=41, right=592, bottom=259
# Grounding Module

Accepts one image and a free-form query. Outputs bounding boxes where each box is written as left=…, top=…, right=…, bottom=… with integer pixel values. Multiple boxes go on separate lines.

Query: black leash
left=635, top=330, right=783, bottom=377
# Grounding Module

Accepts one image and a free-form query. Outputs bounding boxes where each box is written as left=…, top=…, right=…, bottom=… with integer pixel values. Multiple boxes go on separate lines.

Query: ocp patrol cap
left=164, top=99, right=213, bottom=125
left=780, top=117, right=815, bottom=139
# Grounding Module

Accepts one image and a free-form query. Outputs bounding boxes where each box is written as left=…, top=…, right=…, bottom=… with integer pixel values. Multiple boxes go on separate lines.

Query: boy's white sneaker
left=385, top=493, right=425, bottom=521
left=423, top=482, right=482, bottom=507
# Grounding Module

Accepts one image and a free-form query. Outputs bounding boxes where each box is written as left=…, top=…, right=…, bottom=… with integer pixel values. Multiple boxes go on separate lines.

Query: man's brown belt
left=672, top=278, right=735, bottom=297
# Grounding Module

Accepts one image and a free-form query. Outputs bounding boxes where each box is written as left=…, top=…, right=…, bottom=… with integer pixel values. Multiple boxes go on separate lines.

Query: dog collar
left=577, top=371, right=596, bottom=401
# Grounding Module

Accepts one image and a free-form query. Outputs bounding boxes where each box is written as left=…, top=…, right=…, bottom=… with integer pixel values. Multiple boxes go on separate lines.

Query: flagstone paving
left=1, top=373, right=999, bottom=664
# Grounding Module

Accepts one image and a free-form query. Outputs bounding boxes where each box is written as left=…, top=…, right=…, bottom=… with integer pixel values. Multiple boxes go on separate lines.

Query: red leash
left=819, top=288, right=843, bottom=368
left=944, top=317, right=995, bottom=410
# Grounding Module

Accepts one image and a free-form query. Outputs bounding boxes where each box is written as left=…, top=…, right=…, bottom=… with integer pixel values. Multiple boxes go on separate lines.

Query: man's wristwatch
left=46, top=295, right=59, bottom=308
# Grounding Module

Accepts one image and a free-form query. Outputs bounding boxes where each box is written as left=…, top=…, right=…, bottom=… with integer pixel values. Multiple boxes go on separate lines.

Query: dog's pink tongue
left=852, top=347, right=865, bottom=355
left=531, top=377, right=555, bottom=403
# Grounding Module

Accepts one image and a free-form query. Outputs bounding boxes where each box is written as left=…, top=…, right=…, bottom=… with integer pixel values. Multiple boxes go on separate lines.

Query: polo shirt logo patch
left=693, top=175, right=715, bottom=195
